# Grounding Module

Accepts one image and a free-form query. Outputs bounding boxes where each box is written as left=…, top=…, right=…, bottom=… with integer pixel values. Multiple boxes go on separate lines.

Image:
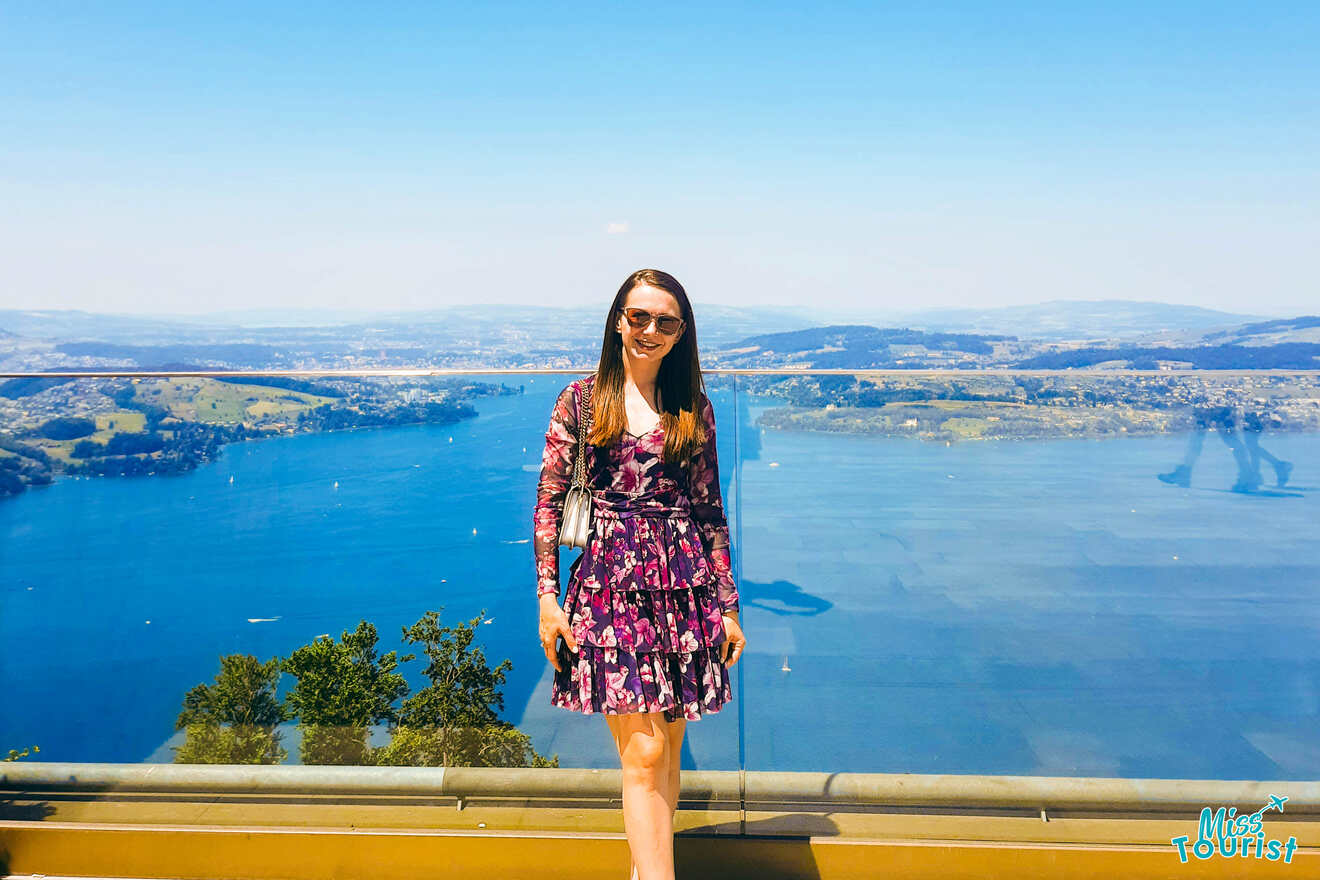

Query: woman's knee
left=624, top=729, right=667, bottom=767
left=611, top=715, right=670, bottom=779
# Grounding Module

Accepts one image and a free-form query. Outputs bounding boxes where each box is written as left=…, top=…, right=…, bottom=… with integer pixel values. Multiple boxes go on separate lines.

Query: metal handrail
left=4, top=763, right=1319, bottom=814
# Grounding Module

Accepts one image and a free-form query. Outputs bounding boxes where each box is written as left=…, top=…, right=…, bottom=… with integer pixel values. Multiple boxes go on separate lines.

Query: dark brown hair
left=587, top=268, right=707, bottom=464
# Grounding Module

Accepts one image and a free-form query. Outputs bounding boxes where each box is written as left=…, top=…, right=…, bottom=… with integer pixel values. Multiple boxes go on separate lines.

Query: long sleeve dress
left=533, top=374, right=738, bottom=722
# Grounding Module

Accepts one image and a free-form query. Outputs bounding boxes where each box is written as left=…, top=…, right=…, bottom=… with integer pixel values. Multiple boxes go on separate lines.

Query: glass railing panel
left=734, top=370, right=1320, bottom=779
left=0, top=373, right=537, bottom=765
left=7, top=368, right=1318, bottom=780
left=0, top=370, right=744, bottom=770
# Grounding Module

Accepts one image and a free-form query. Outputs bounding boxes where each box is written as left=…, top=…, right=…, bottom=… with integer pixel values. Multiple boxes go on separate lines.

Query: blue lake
left=3, top=378, right=1318, bottom=778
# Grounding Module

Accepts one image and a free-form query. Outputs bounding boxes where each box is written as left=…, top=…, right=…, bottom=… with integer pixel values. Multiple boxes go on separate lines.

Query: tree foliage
left=370, top=607, right=555, bottom=767
left=172, top=654, right=287, bottom=764
left=170, top=612, right=557, bottom=768
left=35, top=416, right=96, bottom=440
left=281, top=621, right=413, bottom=765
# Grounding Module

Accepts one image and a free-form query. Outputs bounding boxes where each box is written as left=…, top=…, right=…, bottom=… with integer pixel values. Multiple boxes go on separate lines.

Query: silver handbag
left=557, top=379, right=593, bottom=550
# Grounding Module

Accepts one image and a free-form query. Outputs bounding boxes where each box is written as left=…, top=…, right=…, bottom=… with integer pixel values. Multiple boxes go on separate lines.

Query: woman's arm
left=689, top=392, right=740, bottom=615
left=533, top=382, right=580, bottom=600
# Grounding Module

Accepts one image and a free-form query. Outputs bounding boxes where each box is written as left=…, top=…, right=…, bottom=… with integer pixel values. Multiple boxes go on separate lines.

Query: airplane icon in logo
left=1247, top=794, right=1290, bottom=823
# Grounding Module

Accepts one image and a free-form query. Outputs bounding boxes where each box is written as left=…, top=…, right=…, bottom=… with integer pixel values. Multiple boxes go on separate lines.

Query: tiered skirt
left=550, top=513, right=733, bottom=722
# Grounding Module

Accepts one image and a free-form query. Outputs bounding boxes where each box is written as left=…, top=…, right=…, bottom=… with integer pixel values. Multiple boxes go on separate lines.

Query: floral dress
left=533, top=374, right=739, bottom=722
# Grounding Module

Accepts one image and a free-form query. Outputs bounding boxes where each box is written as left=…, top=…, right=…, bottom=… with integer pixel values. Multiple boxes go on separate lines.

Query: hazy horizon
left=1, top=298, right=1285, bottom=325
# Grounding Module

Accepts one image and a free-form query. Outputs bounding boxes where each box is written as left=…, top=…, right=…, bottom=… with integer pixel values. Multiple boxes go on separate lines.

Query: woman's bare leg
left=607, top=711, right=675, bottom=880
left=625, top=714, right=687, bottom=879
left=665, top=715, right=687, bottom=821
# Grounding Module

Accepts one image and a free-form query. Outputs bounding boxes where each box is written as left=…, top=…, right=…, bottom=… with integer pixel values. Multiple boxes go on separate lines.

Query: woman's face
left=615, top=284, right=685, bottom=364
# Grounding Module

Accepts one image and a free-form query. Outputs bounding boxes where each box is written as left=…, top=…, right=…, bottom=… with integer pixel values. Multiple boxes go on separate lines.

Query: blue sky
left=2, top=2, right=1317, bottom=315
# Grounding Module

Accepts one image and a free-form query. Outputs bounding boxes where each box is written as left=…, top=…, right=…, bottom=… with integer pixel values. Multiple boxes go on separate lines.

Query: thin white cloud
left=605, top=221, right=629, bottom=235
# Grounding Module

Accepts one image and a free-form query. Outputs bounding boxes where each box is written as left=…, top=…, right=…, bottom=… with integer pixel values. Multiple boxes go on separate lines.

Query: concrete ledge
left=4, top=764, right=1319, bottom=878
left=2, top=823, right=1317, bottom=880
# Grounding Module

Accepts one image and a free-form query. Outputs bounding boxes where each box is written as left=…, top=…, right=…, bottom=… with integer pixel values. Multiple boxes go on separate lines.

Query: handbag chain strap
left=571, top=377, right=592, bottom=490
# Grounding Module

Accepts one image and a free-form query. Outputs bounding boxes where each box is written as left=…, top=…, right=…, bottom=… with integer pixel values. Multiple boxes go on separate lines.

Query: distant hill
left=1198, top=315, right=1320, bottom=346
left=713, top=324, right=1013, bottom=369
left=0, top=310, right=207, bottom=342
left=54, top=341, right=287, bottom=368
left=881, top=300, right=1269, bottom=341
left=1014, top=343, right=1320, bottom=370
left=0, top=307, right=414, bottom=341
left=0, top=376, right=74, bottom=399
left=6, top=303, right=1307, bottom=371
left=0, top=304, right=808, bottom=351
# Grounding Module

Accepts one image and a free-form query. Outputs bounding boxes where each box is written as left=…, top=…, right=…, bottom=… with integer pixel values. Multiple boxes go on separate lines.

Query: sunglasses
left=619, top=307, right=685, bottom=336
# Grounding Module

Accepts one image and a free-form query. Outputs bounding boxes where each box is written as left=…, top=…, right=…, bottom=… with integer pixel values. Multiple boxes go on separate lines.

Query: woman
left=534, top=268, right=748, bottom=880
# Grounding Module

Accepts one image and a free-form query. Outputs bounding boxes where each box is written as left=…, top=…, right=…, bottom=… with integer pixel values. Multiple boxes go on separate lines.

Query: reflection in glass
left=735, top=371, right=1317, bottom=779
left=1, top=369, right=1317, bottom=781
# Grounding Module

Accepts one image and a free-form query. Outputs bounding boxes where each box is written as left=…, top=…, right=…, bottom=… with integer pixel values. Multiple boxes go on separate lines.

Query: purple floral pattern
left=533, top=374, right=739, bottom=722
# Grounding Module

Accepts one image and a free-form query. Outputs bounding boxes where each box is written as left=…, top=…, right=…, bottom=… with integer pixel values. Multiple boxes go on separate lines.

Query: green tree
left=172, top=654, right=288, bottom=764
left=282, top=621, right=413, bottom=765
left=372, top=608, right=557, bottom=768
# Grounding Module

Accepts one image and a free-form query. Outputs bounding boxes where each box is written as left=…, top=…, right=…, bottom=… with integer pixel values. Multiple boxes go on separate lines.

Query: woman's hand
left=539, top=593, right=578, bottom=672
left=719, top=611, right=746, bottom=668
